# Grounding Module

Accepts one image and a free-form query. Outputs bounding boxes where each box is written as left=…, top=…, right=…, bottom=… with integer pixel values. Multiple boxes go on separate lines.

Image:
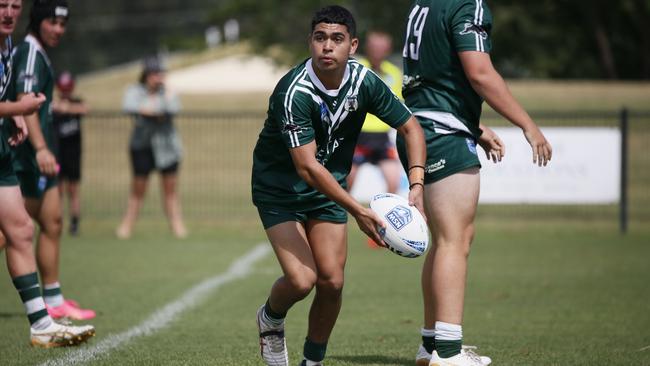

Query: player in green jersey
left=9, top=0, right=96, bottom=321
left=401, top=1, right=552, bottom=365
left=252, top=6, right=426, bottom=366
left=0, top=0, right=94, bottom=348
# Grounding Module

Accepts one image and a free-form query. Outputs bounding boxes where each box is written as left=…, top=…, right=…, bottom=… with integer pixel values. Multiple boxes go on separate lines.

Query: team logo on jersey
left=17, top=71, right=38, bottom=88
left=385, top=205, right=412, bottom=231
left=281, top=121, right=304, bottom=135
left=344, top=95, right=358, bottom=112
left=460, top=22, right=488, bottom=40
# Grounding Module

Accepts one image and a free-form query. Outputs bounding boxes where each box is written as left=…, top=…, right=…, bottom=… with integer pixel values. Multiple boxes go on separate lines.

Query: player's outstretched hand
left=478, top=125, right=505, bottom=163
left=7, top=116, right=28, bottom=146
left=19, top=93, right=46, bottom=115
left=353, top=207, right=387, bottom=248
left=407, top=184, right=426, bottom=221
left=524, top=126, right=552, bottom=166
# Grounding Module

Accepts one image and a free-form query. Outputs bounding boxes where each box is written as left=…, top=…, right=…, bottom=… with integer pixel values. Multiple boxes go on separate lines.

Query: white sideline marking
left=640, top=345, right=650, bottom=352
left=40, top=243, right=272, bottom=366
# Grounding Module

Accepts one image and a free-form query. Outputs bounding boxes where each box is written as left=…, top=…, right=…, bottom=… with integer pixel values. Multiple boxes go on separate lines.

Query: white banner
left=350, top=127, right=621, bottom=204
left=478, top=127, right=620, bottom=204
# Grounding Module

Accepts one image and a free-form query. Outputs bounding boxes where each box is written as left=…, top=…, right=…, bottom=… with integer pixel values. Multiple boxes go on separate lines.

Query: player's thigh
left=265, top=220, right=317, bottom=284
left=424, top=167, right=480, bottom=242
left=305, top=220, right=347, bottom=283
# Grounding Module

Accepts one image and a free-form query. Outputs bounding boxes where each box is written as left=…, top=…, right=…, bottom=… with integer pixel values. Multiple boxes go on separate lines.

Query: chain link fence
left=76, top=110, right=649, bottom=229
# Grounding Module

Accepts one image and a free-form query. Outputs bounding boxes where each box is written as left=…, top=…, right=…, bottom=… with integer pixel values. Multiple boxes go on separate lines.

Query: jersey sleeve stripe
left=24, top=44, right=37, bottom=92
left=476, top=0, right=485, bottom=52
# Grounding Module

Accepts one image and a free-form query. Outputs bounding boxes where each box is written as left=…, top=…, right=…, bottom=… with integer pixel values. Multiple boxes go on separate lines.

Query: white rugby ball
left=369, top=193, right=429, bottom=258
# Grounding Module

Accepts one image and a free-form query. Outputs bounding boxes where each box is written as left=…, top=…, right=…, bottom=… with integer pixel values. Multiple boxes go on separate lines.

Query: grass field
left=1, top=221, right=649, bottom=365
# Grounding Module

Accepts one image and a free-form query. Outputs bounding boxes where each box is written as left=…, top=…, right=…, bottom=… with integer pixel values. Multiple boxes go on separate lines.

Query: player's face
left=39, top=16, right=66, bottom=48
left=0, top=0, right=22, bottom=37
left=309, top=23, right=358, bottom=73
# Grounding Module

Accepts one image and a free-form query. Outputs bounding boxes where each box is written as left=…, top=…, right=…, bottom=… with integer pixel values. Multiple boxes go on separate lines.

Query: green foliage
left=29, top=0, right=650, bottom=78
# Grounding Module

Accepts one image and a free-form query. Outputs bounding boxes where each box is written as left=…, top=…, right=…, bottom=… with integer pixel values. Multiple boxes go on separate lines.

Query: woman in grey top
left=116, top=57, right=187, bottom=239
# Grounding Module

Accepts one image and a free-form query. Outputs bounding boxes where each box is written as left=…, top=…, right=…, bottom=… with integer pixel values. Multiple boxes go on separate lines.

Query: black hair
left=28, top=0, right=69, bottom=37
left=139, top=57, right=164, bottom=85
left=311, top=5, right=356, bottom=38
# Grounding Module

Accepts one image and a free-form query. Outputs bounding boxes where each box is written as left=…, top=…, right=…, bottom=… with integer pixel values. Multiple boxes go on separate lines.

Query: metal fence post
left=620, top=108, right=629, bottom=234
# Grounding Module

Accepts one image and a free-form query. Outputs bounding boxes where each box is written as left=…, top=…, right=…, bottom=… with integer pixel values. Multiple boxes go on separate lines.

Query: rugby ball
left=369, top=193, right=429, bottom=258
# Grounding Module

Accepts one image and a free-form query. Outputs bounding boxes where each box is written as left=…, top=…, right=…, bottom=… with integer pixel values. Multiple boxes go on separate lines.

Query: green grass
left=1, top=221, right=649, bottom=365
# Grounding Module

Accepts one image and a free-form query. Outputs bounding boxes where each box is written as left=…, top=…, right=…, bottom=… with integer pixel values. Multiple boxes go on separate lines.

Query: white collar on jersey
left=306, top=58, right=350, bottom=97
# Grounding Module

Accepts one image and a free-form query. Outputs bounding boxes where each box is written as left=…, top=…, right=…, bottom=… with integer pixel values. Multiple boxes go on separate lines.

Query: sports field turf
left=1, top=220, right=649, bottom=365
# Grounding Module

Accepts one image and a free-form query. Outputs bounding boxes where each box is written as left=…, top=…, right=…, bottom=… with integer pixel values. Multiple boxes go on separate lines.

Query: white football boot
left=257, top=305, right=289, bottom=366
left=429, top=348, right=490, bottom=366
left=30, top=321, right=95, bottom=348
left=417, top=345, right=491, bottom=365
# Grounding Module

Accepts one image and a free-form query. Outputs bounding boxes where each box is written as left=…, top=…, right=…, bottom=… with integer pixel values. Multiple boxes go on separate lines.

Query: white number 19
left=402, top=5, right=429, bottom=61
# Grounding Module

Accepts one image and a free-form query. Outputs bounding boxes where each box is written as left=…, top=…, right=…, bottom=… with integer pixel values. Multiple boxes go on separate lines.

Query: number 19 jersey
left=402, top=0, right=492, bottom=139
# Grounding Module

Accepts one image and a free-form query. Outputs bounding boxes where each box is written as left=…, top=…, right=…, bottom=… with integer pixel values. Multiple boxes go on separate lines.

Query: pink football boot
left=47, top=300, right=96, bottom=320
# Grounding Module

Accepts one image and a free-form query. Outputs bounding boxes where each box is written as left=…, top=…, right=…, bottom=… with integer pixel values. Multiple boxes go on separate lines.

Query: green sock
left=422, top=335, right=436, bottom=353
left=303, top=337, right=327, bottom=363
left=436, top=339, right=462, bottom=358
left=12, top=272, right=51, bottom=328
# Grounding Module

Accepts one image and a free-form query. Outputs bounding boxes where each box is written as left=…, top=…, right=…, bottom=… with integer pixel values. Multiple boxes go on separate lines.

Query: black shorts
left=58, top=139, right=81, bottom=181
left=353, top=132, right=398, bottom=165
left=130, top=148, right=179, bottom=177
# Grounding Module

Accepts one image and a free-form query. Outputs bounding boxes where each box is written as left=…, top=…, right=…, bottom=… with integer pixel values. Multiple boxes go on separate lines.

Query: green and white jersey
left=252, top=58, right=411, bottom=211
left=10, top=34, right=55, bottom=172
left=0, top=36, right=14, bottom=158
left=402, top=0, right=492, bottom=138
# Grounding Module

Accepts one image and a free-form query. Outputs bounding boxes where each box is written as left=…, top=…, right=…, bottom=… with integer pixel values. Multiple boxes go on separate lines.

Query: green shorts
left=256, top=203, right=348, bottom=230
left=397, top=122, right=481, bottom=184
left=16, top=170, right=58, bottom=199
left=0, top=152, right=18, bottom=187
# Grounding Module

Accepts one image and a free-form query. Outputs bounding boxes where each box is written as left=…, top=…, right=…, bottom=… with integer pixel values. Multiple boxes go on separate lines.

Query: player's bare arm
left=289, top=141, right=385, bottom=245
left=0, top=93, right=45, bottom=117
left=395, top=115, right=426, bottom=217
left=18, top=93, right=58, bottom=176
left=459, top=51, right=552, bottom=166
left=51, top=99, right=88, bottom=115
left=7, top=115, right=28, bottom=146
left=478, top=123, right=505, bottom=163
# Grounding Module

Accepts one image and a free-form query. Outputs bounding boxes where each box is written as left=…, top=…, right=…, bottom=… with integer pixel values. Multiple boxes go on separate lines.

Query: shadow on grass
left=330, top=355, right=411, bottom=365
left=0, top=312, right=25, bottom=319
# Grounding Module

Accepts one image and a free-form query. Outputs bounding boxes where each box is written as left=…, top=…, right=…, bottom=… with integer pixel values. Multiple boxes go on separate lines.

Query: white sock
left=261, top=307, right=284, bottom=328
left=303, top=360, right=322, bottom=366
left=435, top=321, right=462, bottom=341
left=421, top=327, right=436, bottom=337
left=31, top=315, right=53, bottom=330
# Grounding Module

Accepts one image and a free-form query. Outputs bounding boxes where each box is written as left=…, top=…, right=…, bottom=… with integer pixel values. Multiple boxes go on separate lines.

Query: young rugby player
left=400, top=1, right=552, bottom=365
left=9, top=0, right=95, bottom=320
left=252, top=5, right=426, bottom=366
left=0, top=0, right=94, bottom=347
